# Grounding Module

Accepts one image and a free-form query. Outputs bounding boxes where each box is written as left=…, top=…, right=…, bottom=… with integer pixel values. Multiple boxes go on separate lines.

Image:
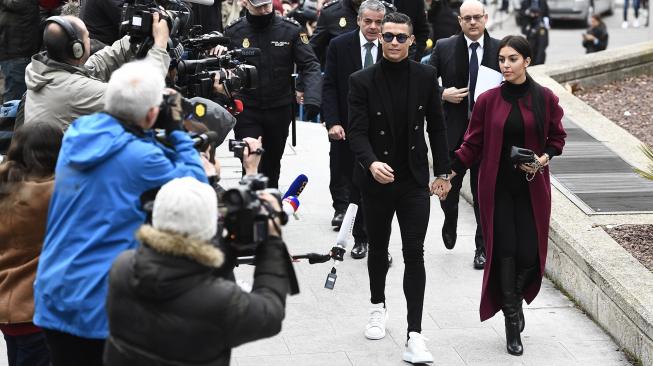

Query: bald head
left=44, top=16, right=90, bottom=65
left=458, top=0, right=488, bottom=41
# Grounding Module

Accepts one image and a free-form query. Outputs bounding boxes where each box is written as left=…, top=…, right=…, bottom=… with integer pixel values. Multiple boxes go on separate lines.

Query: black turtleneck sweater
left=498, top=78, right=531, bottom=190
left=380, top=57, right=412, bottom=181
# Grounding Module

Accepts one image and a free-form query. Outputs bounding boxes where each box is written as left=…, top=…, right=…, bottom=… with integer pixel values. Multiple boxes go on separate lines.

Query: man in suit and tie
left=429, top=0, right=501, bottom=270
left=322, top=0, right=386, bottom=259
left=348, top=12, right=451, bottom=364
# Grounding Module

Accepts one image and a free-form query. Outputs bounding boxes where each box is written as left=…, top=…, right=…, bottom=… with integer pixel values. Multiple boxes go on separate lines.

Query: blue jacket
left=34, top=113, right=208, bottom=339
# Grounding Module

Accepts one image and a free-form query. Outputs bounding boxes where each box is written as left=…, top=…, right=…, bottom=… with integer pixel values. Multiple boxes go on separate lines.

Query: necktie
left=364, top=42, right=374, bottom=68
left=469, top=42, right=480, bottom=111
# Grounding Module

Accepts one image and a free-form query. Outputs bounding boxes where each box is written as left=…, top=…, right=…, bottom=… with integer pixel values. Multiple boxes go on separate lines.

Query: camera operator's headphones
left=45, top=16, right=85, bottom=60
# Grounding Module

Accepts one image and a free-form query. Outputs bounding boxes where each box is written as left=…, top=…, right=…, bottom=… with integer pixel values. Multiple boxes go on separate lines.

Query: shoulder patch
left=226, top=16, right=244, bottom=29
left=322, top=0, right=340, bottom=9
left=381, top=1, right=396, bottom=12
left=282, top=16, right=300, bottom=27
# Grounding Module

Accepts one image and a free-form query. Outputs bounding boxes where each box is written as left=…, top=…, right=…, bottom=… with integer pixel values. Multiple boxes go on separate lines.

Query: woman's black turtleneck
left=246, top=11, right=275, bottom=29
left=380, top=57, right=411, bottom=181
left=498, top=78, right=531, bottom=189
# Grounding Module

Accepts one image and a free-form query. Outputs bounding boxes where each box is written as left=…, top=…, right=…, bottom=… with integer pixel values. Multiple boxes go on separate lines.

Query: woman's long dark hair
left=499, top=35, right=546, bottom=147
left=0, top=121, right=64, bottom=186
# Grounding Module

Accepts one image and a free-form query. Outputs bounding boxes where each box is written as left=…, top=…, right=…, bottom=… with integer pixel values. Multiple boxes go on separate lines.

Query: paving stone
left=234, top=351, right=352, bottom=366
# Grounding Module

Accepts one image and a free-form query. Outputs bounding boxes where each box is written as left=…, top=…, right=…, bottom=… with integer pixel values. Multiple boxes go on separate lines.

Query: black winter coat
left=104, top=226, right=292, bottom=366
left=0, top=0, right=40, bottom=60
left=80, top=0, right=123, bottom=45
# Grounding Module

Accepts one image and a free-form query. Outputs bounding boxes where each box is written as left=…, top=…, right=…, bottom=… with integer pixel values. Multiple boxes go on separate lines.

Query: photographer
left=104, top=176, right=293, bottom=366
left=24, top=13, right=170, bottom=126
left=32, top=60, right=210, bottom=366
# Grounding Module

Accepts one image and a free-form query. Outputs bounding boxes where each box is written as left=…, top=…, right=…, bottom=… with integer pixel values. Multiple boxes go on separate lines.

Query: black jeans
left=362, top=178, right=430, bottom=334
left=43, top=329, right=105, bottom=366
left=3, top=331, right=50, bottom=366
left=440, top=160, right=484, bottom=252
left=330, top=138, right=367, bottom=242
left=234, top=105, right=292, bottom=188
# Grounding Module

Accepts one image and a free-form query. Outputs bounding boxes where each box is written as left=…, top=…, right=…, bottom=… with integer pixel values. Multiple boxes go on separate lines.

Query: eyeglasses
left=460, top=14, right=485, bottom=23
left=381, top=32, right=409, bottom=43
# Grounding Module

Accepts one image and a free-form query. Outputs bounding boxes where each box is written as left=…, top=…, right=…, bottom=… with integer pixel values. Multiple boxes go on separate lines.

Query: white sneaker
left=633, top=19, right=640, bottom=27
left=403, top=332, right=434, bottom=364
left=622, top=21, right=629, bottom=28
left=364, top=304, right=387, bottom=340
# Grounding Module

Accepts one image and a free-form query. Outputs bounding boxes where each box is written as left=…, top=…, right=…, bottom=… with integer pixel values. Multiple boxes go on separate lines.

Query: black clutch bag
left=510, top=146, right=537, bottom=165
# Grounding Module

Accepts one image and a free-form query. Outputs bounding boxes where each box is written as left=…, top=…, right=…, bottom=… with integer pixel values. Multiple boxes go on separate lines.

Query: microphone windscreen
left=335, top=203, right=358, bottom=248
left=282, top=196, right=300, bottom=215
left=283, top=174, right=308, bottom=199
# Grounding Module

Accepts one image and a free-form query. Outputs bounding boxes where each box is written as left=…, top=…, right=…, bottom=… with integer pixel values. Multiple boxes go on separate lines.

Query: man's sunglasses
left=381, top=32, right=409, bottom=43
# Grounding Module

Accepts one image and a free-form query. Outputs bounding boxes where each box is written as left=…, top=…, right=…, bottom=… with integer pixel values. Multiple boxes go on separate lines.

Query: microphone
left=231, top=48, right=261, bottom=58
left=282, top=196, right=300, bottom=215
left=325, top=203, right=358, bottom=290
left=192, top=131, right=219, bottom=150
left=182, top=0, right=215, bottom=5
left=283, top=174, right=308, bottom=199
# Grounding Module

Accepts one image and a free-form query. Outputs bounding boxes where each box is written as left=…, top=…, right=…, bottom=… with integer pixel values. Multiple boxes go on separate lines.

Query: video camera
left=221, top=174, right=287, bottom=257
left=175, top=47, right=259, bottom=99
left=120, top=0, right=193, bottom=58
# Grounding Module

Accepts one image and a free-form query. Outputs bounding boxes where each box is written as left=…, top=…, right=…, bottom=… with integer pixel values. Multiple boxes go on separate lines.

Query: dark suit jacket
left=322, top=29, right=382, bottom=130
left=429, top=32, right=500, bottom=151
left=392, top=0, right=430, bottom=61
left=347, top=60, right=450, bottom=193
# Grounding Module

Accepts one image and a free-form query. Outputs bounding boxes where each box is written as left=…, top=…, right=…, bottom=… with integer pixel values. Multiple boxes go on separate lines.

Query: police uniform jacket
left=225, top=15, right=322, bottom=109
left=310, top=0, right=394, bottom=64
left=347, top=59, right=450, bottom=193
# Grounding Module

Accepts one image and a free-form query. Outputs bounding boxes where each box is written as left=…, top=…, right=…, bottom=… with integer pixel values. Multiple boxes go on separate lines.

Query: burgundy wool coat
left=455, top=84, right=566, bottom=321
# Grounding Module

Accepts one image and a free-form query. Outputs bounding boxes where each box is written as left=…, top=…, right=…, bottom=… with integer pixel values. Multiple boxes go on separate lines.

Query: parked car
left=513, top=0, right=614, bottom=25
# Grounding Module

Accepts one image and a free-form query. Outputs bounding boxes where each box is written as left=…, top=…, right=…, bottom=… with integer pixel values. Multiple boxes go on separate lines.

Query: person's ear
left=409, top=34, right=415, bottom=46
left=524, top=56, right=531, bottom=68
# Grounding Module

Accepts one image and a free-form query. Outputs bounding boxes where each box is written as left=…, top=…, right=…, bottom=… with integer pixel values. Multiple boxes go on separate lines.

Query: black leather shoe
left=351, top=242, right=368, bottom=259
left=387, top=253, right=393, bottom=267
left=473, top=251, right=486, bottom=270
left=442, top=223, right=457, bottom=250
left=331, top=211, right=345, bottom=228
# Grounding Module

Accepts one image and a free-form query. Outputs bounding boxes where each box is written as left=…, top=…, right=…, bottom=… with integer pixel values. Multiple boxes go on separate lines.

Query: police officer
left=310, top=0, right=395, bottom=64
left=520, top=0, right=549, bottom=65
left=221, top=0, right=322, bottom=188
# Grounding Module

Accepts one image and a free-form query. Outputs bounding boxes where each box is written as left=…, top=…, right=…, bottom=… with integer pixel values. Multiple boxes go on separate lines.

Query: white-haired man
left=33, top=60, right=212, bottom=366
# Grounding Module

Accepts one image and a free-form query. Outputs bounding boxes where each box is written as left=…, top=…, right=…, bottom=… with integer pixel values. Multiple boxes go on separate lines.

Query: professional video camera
left=221, top=174, right=287, bottom=257
left=120, top=0, right=193, bottom=58
left=175, top=47, right=259, bottom=99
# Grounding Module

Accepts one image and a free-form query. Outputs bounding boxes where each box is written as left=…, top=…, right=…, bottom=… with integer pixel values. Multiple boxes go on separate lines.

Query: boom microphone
left=283, top=174, right=308, bottom=199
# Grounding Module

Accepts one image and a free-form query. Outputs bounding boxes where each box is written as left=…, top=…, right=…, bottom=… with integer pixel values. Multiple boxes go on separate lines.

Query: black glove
left=304, top=104, right=320, bottom=121
left=154, top=93, right=184, bottom=134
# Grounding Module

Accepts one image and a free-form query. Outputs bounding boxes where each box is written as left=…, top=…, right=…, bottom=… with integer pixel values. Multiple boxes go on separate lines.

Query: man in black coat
left=79, top=0, right=123, bottom=45
left=0, top=0, right=40, bottom=102
left=389, top=0, right=430, bottom=61
left=429, top=0, right=500, bottom=269
left=348, top=12, right=450, bottom=364
left=323, top=0, right=386, bottom=257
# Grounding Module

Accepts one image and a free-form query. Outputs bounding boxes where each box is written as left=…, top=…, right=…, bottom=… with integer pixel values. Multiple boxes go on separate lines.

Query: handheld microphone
left=283, top=174, right=308, bottom=199
left=325, top=203, right=358, bottom=290
left=282, top=196, right=300, bottom=215
left=182, top=0, right=215, bottom=5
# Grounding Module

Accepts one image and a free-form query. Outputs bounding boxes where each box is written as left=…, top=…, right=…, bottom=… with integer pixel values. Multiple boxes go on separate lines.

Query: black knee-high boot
left=500, top=257, right=523, bottom=356
left=515, top=266, right=537, bottom=333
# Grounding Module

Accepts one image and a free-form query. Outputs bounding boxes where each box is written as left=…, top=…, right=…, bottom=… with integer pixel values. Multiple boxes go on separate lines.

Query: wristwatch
left=436, top=174, right=450, bottom=181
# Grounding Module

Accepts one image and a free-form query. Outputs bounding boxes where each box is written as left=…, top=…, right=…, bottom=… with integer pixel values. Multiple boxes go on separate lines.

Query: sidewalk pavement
left=223, top=122, right=632, bottom=366
left=0, top=122, right=632, bottom=366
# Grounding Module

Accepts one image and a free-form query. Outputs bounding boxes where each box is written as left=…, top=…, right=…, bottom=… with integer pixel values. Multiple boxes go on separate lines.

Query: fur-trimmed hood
left=136, top=225, right=224, bottom=268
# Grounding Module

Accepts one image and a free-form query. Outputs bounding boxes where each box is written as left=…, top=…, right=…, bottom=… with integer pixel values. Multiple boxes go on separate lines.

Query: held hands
left=369, top=161, right=394, bottom=184
left=151, top=13, right=170, bottom=49
left=430, top=178, right=452, bottom=200
left=328, top=125, right=346, bottom=140
left=442, top=87, right=469, bottom=104
left=519, top=154, right=549, bottom=174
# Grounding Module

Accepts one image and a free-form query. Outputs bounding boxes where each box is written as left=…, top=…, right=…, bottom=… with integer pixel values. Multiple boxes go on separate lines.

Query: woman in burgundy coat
left=449, top=35, right=566, bottom=356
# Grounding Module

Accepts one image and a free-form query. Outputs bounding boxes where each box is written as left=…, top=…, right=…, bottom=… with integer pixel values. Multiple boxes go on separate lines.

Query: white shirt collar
left=359, top=31, right=379, bottom=48
left=464, top=34, right=484, bottom=49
